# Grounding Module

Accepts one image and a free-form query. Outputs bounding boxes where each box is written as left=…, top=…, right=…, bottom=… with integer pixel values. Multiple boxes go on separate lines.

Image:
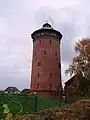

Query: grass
left=14, top=99, right=90, bottom=120
left=1, top=93, right=89, bottom=120
left=0, top=93, right=60, bottom=119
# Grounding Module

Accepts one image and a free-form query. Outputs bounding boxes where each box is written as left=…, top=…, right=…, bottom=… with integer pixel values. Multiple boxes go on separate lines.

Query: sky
left=0, top=0, right=90, bottom=90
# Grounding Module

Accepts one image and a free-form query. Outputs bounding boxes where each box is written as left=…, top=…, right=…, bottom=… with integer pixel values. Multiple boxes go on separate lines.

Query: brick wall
left=30, top=89, right=62, bottom=100
left=31, top=35, right=62, bottom=98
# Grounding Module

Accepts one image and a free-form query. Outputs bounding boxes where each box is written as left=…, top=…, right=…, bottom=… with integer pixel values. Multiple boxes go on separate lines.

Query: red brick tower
left=30, top=23, right=62, bottom=98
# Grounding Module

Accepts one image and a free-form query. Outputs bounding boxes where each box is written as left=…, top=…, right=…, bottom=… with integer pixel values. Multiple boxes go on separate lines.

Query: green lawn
left=0, top=93, right=60, bottom=119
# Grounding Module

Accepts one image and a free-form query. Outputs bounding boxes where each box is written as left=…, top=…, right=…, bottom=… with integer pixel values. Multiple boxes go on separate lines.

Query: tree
left=65, top=38, right=90, bottom=95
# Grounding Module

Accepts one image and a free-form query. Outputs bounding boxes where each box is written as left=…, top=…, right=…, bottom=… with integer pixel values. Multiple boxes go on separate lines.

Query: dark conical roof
left=4, top=86, right=20, bottom=92
left=31, top=22, right=62, bottom=41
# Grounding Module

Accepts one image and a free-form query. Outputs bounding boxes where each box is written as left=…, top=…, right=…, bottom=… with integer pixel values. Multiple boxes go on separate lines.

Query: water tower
left=31, top=23, right=63, bottom=98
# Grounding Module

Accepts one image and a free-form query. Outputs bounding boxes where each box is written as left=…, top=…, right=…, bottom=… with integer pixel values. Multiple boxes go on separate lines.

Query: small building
left=4, top=87, right=20, bottom=94
left=0, top=90, right=3, bottom=93
left=64, top=74, right=80, bottom=102
left=21, top=89, right=30, bottom=94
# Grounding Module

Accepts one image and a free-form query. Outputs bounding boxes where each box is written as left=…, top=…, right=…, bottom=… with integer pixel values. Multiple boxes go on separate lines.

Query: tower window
left=44, top=50, right=47, bottom=55
left=37, top=61, right=41, bottom=66
left=37, top=84, right=40, bottom=88
left=41, top=33, right=44, bottom=35
left=55, top=52, right=57, bottom=56
left=50, top=40, right=51, bottom=44
left=49, top=84, right=52, bottom=90
left=37, top=73, right=40, bottom=78
left=35, top=52, right=36, bottom=56
left=37, top=33, right=40, bottom=37
left=39, top=40, right=41, bottom=44
left=58, top=63, right=60, bottom=68
left=50, top=73, right=52, bottom=77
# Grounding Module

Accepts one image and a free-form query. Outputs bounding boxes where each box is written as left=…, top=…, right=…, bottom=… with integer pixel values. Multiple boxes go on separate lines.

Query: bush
left=13, top=99, right=90, bottom=120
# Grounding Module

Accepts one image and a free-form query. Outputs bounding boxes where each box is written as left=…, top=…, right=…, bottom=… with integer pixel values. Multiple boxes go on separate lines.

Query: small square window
left=44, top=50, right=47, bottom=55
left=37, top=33, right=40, bottom=36
left=55, top=52, right=57, bottom=56
left=39, top=40, right=41, bottom=44
left=37, top=73, right=40, bottom=78
left=50, top=73, right=52, bottom=77
left=49, top=84, right=52, bottom=90
left=37, top=61, right=41, bottom=66
left=51, top=33, right=54, bottom=36
left=37, top=84, right=40, bottom=88
left=41, top=33, right=44, bottom=35
left=58, top=63, right=60, bottom=68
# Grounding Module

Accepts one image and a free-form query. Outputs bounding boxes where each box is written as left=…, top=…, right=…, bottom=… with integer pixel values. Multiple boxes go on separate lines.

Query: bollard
left=34, top=92, right=38, bottom=112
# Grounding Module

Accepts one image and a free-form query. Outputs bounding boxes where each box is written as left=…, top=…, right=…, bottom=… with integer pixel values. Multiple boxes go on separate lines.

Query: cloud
left=0, top=0, right=90, bottom=90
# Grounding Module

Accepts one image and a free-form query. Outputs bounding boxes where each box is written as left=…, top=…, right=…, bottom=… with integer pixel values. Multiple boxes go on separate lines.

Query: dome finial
left=46, top=20, right=48, bottom=23
left=43, top=22, right=51, bottom=28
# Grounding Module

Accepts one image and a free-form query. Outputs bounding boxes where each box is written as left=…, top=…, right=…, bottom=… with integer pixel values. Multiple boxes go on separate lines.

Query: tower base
left=30, top=89, right=62, bottom=100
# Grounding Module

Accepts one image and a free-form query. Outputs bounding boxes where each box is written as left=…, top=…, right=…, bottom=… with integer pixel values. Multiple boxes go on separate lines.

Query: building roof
left=64, top=75, right=76, bottom=86
left=31, top=22, right=62, bottom=40
left=4, top=87, right=20, bottom=92
left=64, top=72, right=86, bottom=86
left=21, top=89, right=30, bottom=93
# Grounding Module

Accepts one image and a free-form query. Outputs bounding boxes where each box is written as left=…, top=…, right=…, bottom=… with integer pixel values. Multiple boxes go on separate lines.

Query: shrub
left=13, top=99, right=90, bottom=120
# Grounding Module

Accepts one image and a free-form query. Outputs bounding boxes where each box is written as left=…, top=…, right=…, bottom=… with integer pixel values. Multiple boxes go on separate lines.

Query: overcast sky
left=0, top=0, right=90, bottom=90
